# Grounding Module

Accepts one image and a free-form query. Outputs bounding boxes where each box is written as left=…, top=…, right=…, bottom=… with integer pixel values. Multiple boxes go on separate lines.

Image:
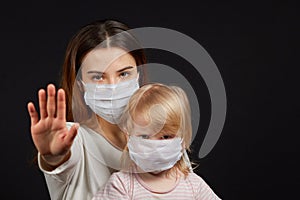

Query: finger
left=38, top=89, right=47, bottom=119
left=56, top=89, right=66, bottom=120
left=65, top=123, right=79, bottom=146
left=27, top=102, right=39, bottom=126
left=47, top=84, right=56, bottom=118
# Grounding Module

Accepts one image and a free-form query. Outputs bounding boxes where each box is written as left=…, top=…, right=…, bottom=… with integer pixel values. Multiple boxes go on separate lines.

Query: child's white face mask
left=82, top=75, right=139, bottom=124
left=127, top=136, right=183, bottom=173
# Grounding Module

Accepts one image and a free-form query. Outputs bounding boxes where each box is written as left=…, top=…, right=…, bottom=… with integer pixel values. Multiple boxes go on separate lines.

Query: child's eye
left=139, top=135, right=149, bottom=139
left=160, top=134, right=175, bottom=140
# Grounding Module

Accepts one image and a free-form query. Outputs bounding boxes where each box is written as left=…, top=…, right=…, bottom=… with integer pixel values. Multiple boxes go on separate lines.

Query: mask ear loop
left=183, top=149, right=193, bottom=172
left=75, top=67, right=85, bottom=92
left=136, top=65, right=144, bottom=85
left=135, top=72, right=140, bottom=85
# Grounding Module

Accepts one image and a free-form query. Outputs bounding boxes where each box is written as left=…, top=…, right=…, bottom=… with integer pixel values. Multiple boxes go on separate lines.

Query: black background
left=0, top=1, right=299, bottom=199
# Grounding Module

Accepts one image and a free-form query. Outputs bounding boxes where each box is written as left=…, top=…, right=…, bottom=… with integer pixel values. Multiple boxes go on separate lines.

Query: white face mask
left=127, top=136, right=183, bottom=173
left=83, top=76, right=139, bottom=124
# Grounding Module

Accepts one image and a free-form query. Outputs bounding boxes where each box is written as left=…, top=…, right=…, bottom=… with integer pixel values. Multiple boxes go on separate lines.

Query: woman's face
left=80, top=47, right=138, bottom=84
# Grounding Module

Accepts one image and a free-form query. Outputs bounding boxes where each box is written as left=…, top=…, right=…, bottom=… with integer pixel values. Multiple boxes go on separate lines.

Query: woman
left=27, top=19, right=147, bottom=200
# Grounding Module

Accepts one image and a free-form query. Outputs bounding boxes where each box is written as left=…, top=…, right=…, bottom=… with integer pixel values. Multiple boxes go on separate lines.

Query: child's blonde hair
left=119, top=83, right=193, bottom=177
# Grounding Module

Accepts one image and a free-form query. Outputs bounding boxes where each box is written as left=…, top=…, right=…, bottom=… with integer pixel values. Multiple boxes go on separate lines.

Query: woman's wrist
left=40, top=151, right=71, bottom=171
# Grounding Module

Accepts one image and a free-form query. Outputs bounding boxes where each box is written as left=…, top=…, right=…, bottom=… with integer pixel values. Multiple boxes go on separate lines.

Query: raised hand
left=27, top=84, right=78, bottom=167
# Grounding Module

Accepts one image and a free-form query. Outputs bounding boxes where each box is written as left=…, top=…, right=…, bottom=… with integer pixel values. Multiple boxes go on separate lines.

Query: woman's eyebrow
left=117, top=66, right=134, bottom=72
left=87, top=70, right=103, bottom=74
left=86, top=66, right=134, bottom=74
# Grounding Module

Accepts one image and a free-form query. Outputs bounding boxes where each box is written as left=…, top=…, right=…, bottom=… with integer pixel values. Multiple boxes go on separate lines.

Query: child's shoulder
left=187, top=172, right=206, bottom=182
left=186, top=172, right=212, bottom=188
left=187, top=172, right=222, bottom=199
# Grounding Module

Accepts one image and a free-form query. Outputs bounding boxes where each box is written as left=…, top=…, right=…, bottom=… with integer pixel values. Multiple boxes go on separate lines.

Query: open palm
left=27, top=84, right=78, bottom=159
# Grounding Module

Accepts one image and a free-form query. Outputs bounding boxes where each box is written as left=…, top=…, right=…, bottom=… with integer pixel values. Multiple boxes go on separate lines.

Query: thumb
left=65, top=123, right=79, bottom=146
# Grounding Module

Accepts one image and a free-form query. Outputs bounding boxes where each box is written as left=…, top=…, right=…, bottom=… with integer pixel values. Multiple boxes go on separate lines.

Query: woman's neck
left=96, top=116, right=127, bottom=150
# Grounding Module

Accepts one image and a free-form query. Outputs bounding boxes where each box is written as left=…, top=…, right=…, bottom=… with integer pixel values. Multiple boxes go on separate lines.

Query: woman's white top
left=38, top=122, right=123, bottom=200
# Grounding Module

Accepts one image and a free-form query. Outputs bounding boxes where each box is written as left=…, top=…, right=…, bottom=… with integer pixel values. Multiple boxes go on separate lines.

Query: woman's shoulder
left=66, top=121, right=74, bottom=127
left=65, top=122, right=94, bottom=144
left=65, top=122, right=94, bottom=136
left=66, top=122, right=78, bottom=130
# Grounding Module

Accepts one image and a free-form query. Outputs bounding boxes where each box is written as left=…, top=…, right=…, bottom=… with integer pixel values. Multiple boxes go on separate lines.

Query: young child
left=92, top=83, right=221, bottom=200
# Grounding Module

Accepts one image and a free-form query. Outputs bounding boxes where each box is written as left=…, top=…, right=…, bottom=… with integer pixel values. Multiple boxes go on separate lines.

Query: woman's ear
left=76, top=80, right=84, bottom=92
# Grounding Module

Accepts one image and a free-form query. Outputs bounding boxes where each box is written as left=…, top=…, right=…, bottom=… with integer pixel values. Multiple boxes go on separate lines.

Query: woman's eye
left=120, top=71, right=130, bottom=78
left=92, top=74, right=103, bottom=81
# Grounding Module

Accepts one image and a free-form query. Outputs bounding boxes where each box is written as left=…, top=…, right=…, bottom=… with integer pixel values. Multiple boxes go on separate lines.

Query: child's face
left=130, top=113, right=177, bottom=140
left=138, top=132, right=176, bottom=140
